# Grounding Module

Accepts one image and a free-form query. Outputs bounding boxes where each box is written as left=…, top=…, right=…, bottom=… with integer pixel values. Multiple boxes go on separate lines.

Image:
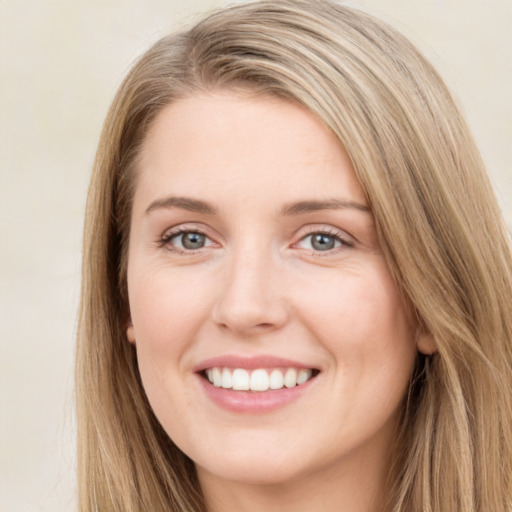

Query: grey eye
left=180, top=232, right=206, bottom=250
left=310, top=233, right=338, bottom=251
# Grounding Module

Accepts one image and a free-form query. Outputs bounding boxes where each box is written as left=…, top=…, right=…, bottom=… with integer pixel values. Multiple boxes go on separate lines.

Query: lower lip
left=197, top=374, right=316, bottom=413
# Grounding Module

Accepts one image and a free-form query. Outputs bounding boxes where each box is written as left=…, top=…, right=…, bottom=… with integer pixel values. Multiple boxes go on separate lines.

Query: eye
left=161, top=230, right=214, bottom=252
left=304, top=233, right=340, bottom=251
left=296, top=231, right=353, bottom=252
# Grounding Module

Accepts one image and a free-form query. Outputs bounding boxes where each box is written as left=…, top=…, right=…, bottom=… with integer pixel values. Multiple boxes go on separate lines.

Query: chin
left=195, top=450, right=310, bottom=487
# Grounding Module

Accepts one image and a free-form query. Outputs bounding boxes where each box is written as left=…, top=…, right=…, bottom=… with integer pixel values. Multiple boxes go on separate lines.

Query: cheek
left=126, top=265, right=215, bottom=415
left=126, top=265, right=213, bottom=428
left=295, top=263, right=416, bottom=386
left=128, top=264, right=213, bottom=352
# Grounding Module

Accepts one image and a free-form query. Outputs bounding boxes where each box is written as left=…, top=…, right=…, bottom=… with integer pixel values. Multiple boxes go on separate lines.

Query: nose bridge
left=212, top=238, right=287, bottom=334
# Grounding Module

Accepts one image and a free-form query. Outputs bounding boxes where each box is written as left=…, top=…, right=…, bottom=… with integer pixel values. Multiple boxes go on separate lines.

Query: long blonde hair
left=77, top=1, right=512, bottom=510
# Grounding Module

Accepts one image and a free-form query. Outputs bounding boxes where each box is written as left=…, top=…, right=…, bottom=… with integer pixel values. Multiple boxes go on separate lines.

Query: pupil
left=182, top=232, right=205, bottom=249
left=312, top=234, right=335, bottom=251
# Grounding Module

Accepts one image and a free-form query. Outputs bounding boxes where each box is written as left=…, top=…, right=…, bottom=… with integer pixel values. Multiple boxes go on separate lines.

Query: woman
left=76, top=1, right=512, bottom=510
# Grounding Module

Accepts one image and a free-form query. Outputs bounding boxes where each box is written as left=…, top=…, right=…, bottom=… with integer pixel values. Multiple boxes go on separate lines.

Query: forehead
left=134, top=91, right=367, bottom=214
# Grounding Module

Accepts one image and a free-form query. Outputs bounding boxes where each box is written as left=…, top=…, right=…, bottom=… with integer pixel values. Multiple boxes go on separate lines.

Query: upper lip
left=193, top=355, right=319, bottom=373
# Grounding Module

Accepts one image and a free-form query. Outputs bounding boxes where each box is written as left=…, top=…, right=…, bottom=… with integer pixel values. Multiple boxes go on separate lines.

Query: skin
left=126, top=91, right=432, bottom=512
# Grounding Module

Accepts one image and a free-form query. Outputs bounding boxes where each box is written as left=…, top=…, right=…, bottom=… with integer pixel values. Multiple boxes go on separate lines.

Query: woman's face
left=127, top=91, right=422, bottom=488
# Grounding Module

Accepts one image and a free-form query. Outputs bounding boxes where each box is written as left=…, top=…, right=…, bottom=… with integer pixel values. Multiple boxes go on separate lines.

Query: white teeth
left=232, top=369, right=250, bottom=390
left=269, top=369, right=284, bottom=389
left=205, top=367, right=315, bottom=391
left=297, top=368, right=312, bottom=385
left=212, top=367, right=222, bottom=387
left=221, top=368, right=232, bottom=389
left=250, top=369, right=270, bottom=391
left=284, top=368, right=297, bottom=388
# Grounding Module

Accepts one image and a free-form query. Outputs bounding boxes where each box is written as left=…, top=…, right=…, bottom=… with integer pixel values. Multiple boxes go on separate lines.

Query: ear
left=126, top=320, right=136, bottom=345
left=416, top=330, right=436, bottom=355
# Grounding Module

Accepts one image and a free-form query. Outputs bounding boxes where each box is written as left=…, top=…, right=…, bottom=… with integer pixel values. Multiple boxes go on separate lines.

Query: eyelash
left=158, top=227, right=354, bottom=255
left=296, top=228, right=354, bottom=255
left=159, top=229, right=212, bottom=255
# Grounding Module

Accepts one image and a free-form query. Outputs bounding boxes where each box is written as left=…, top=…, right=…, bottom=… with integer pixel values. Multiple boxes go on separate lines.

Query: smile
left=204, top=367, right=317, bottom=392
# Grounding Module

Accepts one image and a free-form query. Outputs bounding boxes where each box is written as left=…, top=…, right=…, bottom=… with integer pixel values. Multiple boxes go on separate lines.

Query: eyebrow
left=145, top=196, right=217, bottom=215
left=144, top=196, right=370, bottom=216
left=281, top=199, right=370, bottom=216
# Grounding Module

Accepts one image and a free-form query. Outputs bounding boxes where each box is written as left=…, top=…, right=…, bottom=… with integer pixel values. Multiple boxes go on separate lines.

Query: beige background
left=1, top=1, right=510, bottom=510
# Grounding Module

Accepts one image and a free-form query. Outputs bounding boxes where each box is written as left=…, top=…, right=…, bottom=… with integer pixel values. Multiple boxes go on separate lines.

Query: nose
left=211, top=247, right=289, bottom=336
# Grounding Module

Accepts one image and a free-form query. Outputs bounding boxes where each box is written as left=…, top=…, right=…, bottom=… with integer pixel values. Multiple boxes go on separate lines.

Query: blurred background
left=0, top=0, right=510, bottom=510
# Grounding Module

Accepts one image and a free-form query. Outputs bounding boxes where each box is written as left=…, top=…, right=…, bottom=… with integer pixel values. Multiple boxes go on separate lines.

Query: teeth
left=269, top=369, right=284, bottom=389
left=204, top=367, right=315, bottom=391
left=297, top=368, right=312, bottom=385
left=212, top=367, right=222, bottom=387
left=284, top=368, right=297, bottom=388
left=221, top=368, right=232, bottom=389
left=232, top=369, right=250, bottom=390
left=250, top=369, right=269, bottom=391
